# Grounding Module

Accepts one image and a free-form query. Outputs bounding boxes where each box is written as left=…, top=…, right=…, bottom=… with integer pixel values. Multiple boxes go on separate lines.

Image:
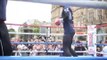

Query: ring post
left=87, top=25, right=97, bottom=56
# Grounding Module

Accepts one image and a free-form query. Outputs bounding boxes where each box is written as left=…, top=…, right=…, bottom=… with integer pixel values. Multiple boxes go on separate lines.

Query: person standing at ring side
left=55, top=6, right=77, bottom=56
left=0, top=0, right=12, bottom=56
left=61, top=6, right=77, bottom=56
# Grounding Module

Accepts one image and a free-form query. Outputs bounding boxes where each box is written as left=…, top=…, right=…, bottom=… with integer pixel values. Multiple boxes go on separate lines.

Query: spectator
left=74, top=40, right=86, bottom=56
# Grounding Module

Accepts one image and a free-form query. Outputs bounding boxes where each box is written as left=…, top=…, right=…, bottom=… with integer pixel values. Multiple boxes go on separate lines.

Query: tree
left=8, top=28, right=16, bottom=38
left=78, top=36, right=86, bottom=41
left=33, top=28, right=40, bottom=33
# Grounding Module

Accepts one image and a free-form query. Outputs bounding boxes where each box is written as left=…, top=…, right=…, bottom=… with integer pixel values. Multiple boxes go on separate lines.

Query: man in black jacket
left=55, top=6, right=77, bottom=56
left=0, top=0, right=12, bottom=56
left=61, top=6, right=77, bottom=56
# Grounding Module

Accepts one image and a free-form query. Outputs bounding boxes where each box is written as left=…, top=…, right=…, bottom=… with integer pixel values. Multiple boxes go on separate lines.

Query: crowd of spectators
left=10, top=35, right=107, bottom=57
left=10, top=36, right=63, bottom=56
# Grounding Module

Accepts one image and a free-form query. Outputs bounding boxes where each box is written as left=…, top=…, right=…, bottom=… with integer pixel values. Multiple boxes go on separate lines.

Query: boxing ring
left=4, top=0, right=107, bottom=60
left=5, top=23, right=107, bottom=60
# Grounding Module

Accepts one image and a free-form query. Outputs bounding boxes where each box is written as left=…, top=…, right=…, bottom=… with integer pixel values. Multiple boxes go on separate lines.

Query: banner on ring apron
left=87, top=25, right=97, bottom=56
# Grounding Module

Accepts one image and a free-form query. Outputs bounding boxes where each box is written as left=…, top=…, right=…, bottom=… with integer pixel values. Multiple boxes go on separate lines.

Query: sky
left=5, top=0, right=91, bottom=24
left=6, top=1, right=52, bottom=24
